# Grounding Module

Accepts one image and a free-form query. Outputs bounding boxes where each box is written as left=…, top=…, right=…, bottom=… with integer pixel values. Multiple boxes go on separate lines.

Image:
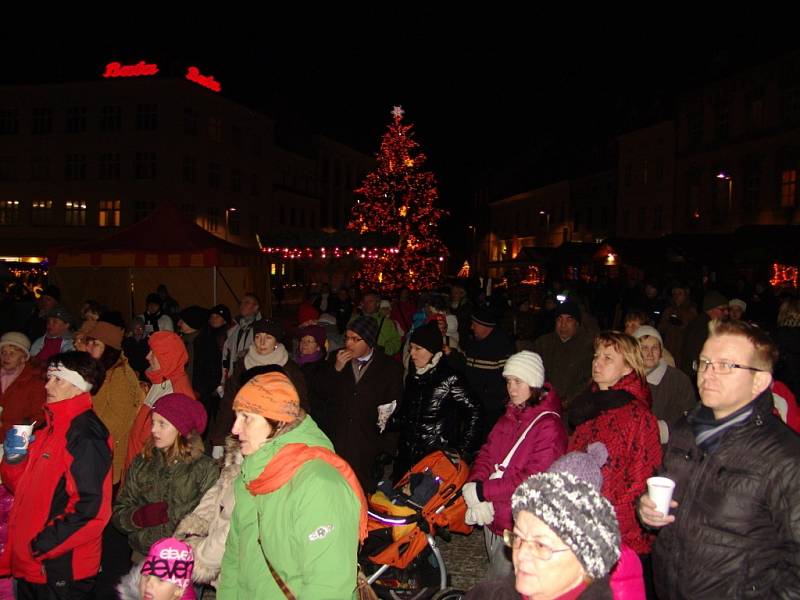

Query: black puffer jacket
left=652, top=388, right=800, bottom=599
left=395, top=356, right=481, bottom=466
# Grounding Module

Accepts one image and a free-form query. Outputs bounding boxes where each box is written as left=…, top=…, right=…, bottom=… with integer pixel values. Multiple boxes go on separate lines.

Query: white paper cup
left=647, top=476, right=676, bottom=515
left=9, top=424, right=34, bottom=453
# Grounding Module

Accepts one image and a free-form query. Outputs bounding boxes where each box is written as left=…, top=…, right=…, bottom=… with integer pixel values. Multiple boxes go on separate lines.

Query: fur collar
left=568, top=388, right=635, bottom=429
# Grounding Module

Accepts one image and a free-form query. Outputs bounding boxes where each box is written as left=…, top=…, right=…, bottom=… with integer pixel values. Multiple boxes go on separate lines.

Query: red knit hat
left=153, top=393, right=208, bottom=437
left=297, top=302, right=319, bottom=325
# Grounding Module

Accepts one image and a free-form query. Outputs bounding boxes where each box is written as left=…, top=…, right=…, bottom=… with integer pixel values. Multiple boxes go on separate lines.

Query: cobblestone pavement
left=438, top=527, right=489, bottom=592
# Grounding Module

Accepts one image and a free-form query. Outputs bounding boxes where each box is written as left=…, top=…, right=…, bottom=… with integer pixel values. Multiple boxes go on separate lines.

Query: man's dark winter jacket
left=0, top=393, right=112, bottom=585
left=653, top=388, right=800, bottom=599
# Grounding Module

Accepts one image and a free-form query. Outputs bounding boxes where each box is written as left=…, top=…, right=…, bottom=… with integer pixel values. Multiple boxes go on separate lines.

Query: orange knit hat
left=233, top=372, right=300, bottom=422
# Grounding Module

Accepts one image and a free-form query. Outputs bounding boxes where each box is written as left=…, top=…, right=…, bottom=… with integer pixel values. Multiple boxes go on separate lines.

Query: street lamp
left=716, top=172, right=732, bottom=216
left=225, top=207, right=237, bottom=241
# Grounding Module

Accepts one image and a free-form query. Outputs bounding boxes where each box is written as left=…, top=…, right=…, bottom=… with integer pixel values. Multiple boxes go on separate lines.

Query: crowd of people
left=0, top=274, right=798, bottom=599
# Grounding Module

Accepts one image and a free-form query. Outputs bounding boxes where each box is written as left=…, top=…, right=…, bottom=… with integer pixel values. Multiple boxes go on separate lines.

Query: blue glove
left=3, top=431, right=33, bottom=462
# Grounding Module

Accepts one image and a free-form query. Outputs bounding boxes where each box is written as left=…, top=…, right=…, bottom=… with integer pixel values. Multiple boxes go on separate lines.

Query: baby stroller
left=360, top=450, right=472, bottom=600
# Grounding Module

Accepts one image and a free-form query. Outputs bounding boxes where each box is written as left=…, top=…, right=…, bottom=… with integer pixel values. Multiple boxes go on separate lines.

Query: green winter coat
left=112, top=435, right=219, bottom=555
left=217, top=414, right=361, bottom=600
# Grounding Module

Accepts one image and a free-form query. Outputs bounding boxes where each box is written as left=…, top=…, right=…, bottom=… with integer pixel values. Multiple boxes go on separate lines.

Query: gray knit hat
left=511, top=471, right=620, bottom=579
left=503, top=351, right=545, bottom=389
left=548, top=442, right=608, bottom=492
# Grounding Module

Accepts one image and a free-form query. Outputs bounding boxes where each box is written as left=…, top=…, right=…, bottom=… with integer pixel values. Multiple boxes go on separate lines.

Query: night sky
left=2, top=13, right=797, bottom=253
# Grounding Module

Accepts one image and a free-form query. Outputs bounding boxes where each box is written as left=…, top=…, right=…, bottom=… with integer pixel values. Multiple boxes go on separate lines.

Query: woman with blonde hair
left=113, top=393, right=219, bottom=557
left=567, top=331, right=661, bottom=586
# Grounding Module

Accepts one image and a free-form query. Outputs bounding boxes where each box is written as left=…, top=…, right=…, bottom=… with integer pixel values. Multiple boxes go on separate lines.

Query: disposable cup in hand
left=10, top=424, right=34, bottom=451
left=647, top=476, right=675, bottom=516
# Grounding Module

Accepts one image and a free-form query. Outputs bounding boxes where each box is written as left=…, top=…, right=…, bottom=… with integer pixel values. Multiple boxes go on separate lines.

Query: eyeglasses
left=344, top=335, right=364, bottom=343
left=693, top=359, right=765, bottom=375
left=502, top=530, right=570, bottom=560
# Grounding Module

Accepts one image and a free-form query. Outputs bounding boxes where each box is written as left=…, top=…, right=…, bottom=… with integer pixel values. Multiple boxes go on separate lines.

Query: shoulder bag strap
left=256, top=510, right=297, bottom=600
left=498, top=411, right=560, bottom=470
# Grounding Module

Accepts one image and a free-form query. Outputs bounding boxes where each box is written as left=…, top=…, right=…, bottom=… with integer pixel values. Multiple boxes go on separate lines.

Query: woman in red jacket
left=0, top=351, right=111, bottom=599
left=567, top=331, right=661, bottom=585
left=464, top=351, right=568, bottom=580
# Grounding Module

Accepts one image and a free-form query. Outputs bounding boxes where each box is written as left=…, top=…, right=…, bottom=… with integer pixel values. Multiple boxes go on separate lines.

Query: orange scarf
left=246, top=443, right=368, bottom=542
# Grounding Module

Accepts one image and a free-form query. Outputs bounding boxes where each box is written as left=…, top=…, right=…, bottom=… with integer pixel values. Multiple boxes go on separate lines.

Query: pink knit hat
left=140, top=538, right=195, bottom=591
left=152, top=393, right=208, bottom=437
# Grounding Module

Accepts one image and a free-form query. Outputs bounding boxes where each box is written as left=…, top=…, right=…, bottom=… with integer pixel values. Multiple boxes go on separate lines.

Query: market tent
left=49, top=204, right=269, bottom=319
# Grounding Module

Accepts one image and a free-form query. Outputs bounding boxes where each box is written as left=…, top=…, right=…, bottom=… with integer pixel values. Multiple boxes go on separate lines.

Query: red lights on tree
left=103, top=61, right=159, bottom=78
left=348, top=106, right=447, bottom=292
left=186, top=66, right=221, bottom=92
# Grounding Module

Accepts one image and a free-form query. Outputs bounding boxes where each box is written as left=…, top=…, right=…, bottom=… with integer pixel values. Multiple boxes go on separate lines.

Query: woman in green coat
left=217, top=371, right=366, bottom=599
left=112, top=393, right=219, bottom=556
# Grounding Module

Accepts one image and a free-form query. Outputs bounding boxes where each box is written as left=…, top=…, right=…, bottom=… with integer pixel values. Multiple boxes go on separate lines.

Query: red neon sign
left=103, top=61, right=159, bottom=78
left=186, top=66, right=221, bottom=92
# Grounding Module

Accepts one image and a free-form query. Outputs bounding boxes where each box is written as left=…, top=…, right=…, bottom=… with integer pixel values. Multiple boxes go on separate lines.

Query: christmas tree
left=348, top=106, right=447, bottom=292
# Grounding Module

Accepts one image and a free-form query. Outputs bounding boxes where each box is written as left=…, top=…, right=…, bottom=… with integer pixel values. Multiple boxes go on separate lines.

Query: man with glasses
left=324, top=315, right=403, bottom=491
left=639, top=319, right=800, bottom=599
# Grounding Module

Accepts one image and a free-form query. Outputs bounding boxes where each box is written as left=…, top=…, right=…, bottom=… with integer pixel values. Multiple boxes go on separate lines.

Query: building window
left=623, top=209, right=630, bottom=234
left=638, top=207, right=647, bottom=230
left=0, top=110, right=19, bottom=135
left=781, top=169, right=797, bottom=207
left=98, top=200, right=121, bottom=227
left=655, top=158, right=665, bottom=183
left=134, top=200, right=155, bottom=222
left=250, top=173, right=260, bottom=196
left=65, top=153, right=87, bottom=181
left=65, top=200, right=87, bottom=226
left=31, top=200, right=53, bottom=226
left=98, top=153, right=121, bottom=180
left=746, top=90, right=764, bottom=130
left=183, top=156, right=197, bottom=184
left=135, top=104, right=158, bottom=131
left=30, top=156, right=50, bottom=181
left=208, top=162, right=221, bottom=189
left=744, top=166, right=760, bottom=212
left=134, top=152, right=157, bottom=179
left=100, top=105, right=122, bottom=132
left=251, top=133, right=262, bottom=156
left=208, top=117, right=222, bottom=142
left=184, top=108, right=198, bottom=135
left=66, top=106, right=87, bottom=133
left=228, top=210, right=241, bottom=236
left=0, top=200, right=20, bottom=225
left=0, top=157, right=17, bottom=182
left=784, top=85, right=800, bottom=123
left=206, top=207, right=219, bottom=232
left=232, top=126, right=242, bottom=149
left=624, top=164, right=632, bottom=188
left=653, top=205, right=663, bottom=232
left=32, top=108, right=52, bottom=134
left=231, top=169, right=241, bottom=192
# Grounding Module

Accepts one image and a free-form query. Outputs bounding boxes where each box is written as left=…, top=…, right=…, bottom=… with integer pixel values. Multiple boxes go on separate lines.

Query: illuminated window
left=64, top=154, right=87, bottom=181
left=134, top=200, right=155, bottom=222
left=32, top=108, right=52, bottom=134
left=65, top=200, right=87, bottom=226
left=183, top=156, right=197, bottom=184
left=0, top=200, right=20, bottom=225
left=31, top=200, right=53, bottom=226
left=184, top=108, right=198, bottom=135
left=98, top=200, right=121, bottom=227
left=100, top=106, right=121, bottom=132
left=135, top=104, right=158, bottom=131
left=134, top=152, right=157, bottom=179
left=0, top=109, right=19, bottom=135
left=206, top=207, right=219, bottom=232
left=98, top=153, right=120, bottom=180
left=66, top=106, right=87, bottom=134
left=270, top=263, right=276, bottom=276
left=30, top=156, right=50, bottom=181
left=781, top=169, right=797, bottom=207
left=208, top=117, right=222, bottom=143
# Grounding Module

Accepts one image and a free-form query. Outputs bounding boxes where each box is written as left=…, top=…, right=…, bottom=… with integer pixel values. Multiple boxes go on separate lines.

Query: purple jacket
left=469, top=386, right=567, bottom=535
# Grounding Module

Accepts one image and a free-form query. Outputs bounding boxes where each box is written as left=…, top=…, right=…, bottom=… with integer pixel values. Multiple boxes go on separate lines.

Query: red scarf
left=246, top=443, right=368, bottom=542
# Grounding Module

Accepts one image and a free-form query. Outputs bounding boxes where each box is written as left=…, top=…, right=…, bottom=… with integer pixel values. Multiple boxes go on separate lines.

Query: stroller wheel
left=430, top=588, right=464, bottom=600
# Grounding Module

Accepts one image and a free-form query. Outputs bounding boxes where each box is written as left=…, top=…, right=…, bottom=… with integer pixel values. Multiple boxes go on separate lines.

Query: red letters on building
left=185, top=66, right=221, bottom=92
left=103, top=61, right=159, bottom=78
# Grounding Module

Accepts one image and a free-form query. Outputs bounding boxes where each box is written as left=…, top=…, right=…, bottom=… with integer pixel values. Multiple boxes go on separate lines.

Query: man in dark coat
left=678, top=290, right=729, bottom=378
left=639, top=320, right=800, bottom=598
left=323, top=315, right=403, bottom=492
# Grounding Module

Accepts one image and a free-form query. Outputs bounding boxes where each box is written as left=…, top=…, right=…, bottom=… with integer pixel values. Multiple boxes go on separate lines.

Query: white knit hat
left=633, top=325, right=663, bottom=345
left=503, top=351, right=545, bottom=388
left=0, top=332, right=31, bottom=358
left=729, top=298, right=747, bottom=311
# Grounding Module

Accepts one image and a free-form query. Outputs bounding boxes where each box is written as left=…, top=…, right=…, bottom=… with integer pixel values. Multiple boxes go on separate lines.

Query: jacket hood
left=224, top=434, right=244, bottom=468
left=147, top=331, right=188, bottom=381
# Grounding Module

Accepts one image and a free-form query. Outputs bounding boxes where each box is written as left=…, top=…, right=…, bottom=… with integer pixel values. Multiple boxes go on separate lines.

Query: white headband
left=47, top=363, right=93, bottom=393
